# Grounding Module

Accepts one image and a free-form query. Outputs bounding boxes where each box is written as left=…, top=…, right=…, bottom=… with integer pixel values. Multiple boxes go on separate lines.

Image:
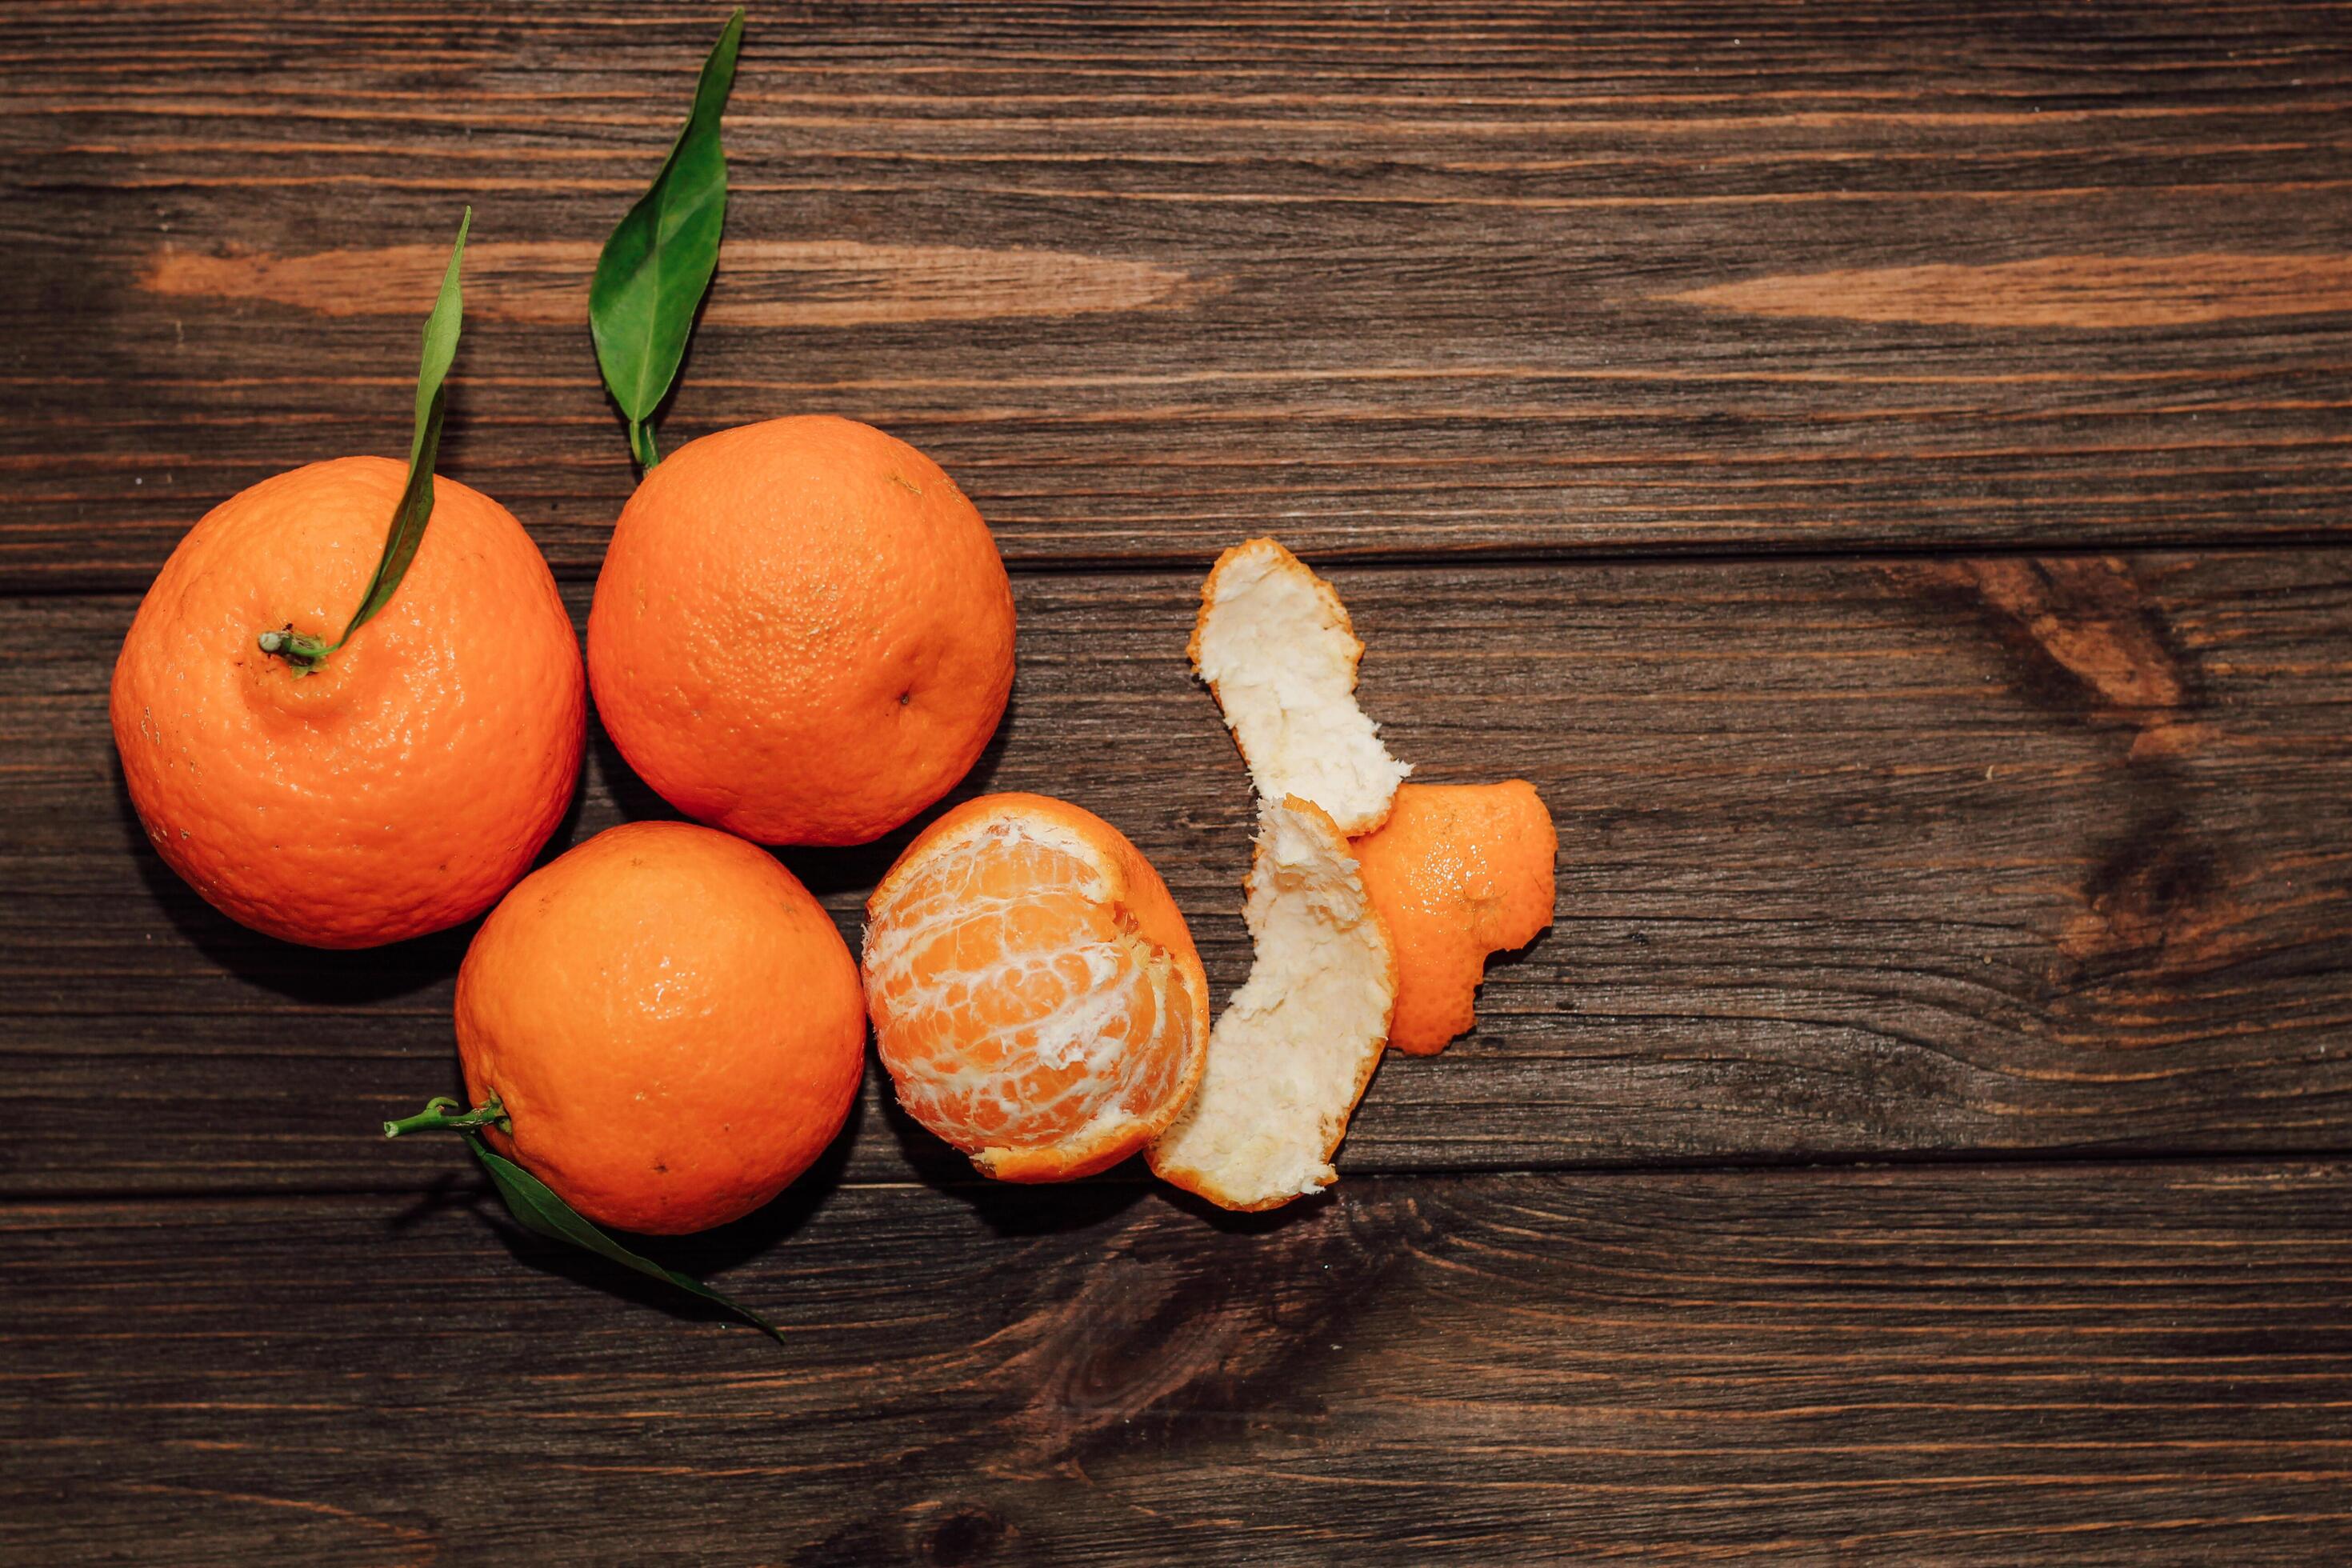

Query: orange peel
left=1351, top=781, right=1558, bottom=1055
left=1148, top=797, right=1398, bottom=1210
left=1190, top=538, right=1410, bottom=835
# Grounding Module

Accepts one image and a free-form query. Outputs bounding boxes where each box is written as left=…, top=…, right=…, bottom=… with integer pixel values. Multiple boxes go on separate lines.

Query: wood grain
left=5, top=1, right=2352, bottom=586
left=140, top=238, right=1209, bottom=328
left=7, top=6, right=2352, bottom=1557
left=4, top=1161, right=2349, bottom=1563
left=1667, top=253, right=2352, bottom=330
left=8, top=553, right=2348, bottom=1196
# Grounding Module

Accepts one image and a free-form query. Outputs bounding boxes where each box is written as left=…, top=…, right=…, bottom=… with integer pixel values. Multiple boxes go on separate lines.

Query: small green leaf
left=254, top=209, right=470, bottom=675
left=384, top=1094, right=783, bottom=1342
left=468, top=1138, right=783, bottom=1342
left=590, top=7, right=745, bottom=468
left=341, top=206, right=470, bottom=645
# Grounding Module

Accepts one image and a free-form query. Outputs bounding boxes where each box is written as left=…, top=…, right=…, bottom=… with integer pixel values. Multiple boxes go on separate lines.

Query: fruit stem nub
left=256, top=627, right=336, bottom=675
left=383, top=1094, right=508, bottom=1139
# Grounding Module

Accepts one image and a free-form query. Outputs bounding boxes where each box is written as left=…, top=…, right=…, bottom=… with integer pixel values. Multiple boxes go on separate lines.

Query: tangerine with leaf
left=110, top=214, right=586, bottom=949
left=579, top=14, right=1012, bottom=848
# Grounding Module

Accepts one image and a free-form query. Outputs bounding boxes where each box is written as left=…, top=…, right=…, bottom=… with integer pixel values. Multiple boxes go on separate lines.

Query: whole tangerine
left=457, top=820, right=866, bottom=1234
left=586, top=415, right=1015, bottom=846
left=110, top=457, right=585, bottom=949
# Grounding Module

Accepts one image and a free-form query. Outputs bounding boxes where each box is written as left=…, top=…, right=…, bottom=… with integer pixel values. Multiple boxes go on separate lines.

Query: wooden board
left=8, top=2, right=2352, bottom=1558
left=4, top=1161, right=2349, bottom=1563
left=6, top=1, right=2352, bottom=586
left=7, top=552, right=2349, bottom=1195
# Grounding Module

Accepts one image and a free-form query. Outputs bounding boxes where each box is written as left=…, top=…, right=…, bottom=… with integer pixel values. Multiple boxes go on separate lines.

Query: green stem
left=383, top=1094, right=508, bottom=1139
left=256, top=627, right=336, bottom=675
left=630, top=418, right=661, bottom=470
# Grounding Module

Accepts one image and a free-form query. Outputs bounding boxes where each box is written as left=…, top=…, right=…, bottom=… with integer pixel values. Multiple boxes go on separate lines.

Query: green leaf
left=467, top=1137, right=783, bottom=1342
left=590, top=7, right=745, bottom=467
left=339, top=206, right=470, bottom=646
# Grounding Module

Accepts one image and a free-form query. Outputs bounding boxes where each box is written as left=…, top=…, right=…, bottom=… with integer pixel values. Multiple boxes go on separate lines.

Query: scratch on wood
left=113, top=1482, right=434, bottom=1560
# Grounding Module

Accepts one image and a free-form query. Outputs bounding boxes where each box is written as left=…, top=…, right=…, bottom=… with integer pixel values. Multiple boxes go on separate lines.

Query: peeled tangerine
left=1351, top=782, right=1558, bottom=1054
left=863, top=794, right=1210, bottom=1182
left=1149, top=797, right=1398, bottom=1210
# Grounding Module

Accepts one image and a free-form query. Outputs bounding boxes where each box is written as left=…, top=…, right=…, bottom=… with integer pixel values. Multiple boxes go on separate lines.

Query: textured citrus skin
left=863, top=794, right=1209, bottom=1182
left=110, top=458, right=584, bottom=949
left=458, top=821, right=866, bottom=1235
left=586, top=415, right=1016, bottom=846
left=1349, top=782, right=1557, bottom=1055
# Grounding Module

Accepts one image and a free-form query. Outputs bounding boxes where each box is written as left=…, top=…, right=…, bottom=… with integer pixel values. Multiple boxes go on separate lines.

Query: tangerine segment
left=1190, top=538, right=1409, bottom=835
left=458, top=821, right=865, bottom=1236
left=110, top=457, right=584, bottom=949
left=1147, top=797, right=1398, bottom=1211
left=1350, top=781, right=1558, bottom=1055
left=864, top=794, right=1208, bottom=1182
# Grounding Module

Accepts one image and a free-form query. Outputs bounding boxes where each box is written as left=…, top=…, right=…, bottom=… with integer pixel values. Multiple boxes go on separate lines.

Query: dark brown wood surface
left=4, top=2, right=2351, bottom=1562
left=8, top=555, right=2352, bottom=1196
left=6, top=0, right=2352, bottom=586
left=7, top=1163, right=2352, bottom=1564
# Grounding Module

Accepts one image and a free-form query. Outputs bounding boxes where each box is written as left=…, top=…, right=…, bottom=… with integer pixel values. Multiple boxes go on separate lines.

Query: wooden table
left=6, top=3, right=2351, bottom=1561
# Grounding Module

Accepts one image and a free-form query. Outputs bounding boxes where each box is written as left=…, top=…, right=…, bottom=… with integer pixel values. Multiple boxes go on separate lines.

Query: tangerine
left=457, top=820, right=865, bottom=1234
left=110, top=457, right=584, bottom=949
left=862, top=793, right=1208, bottom=1182
left=586, top=415, right=1015, bottom=846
